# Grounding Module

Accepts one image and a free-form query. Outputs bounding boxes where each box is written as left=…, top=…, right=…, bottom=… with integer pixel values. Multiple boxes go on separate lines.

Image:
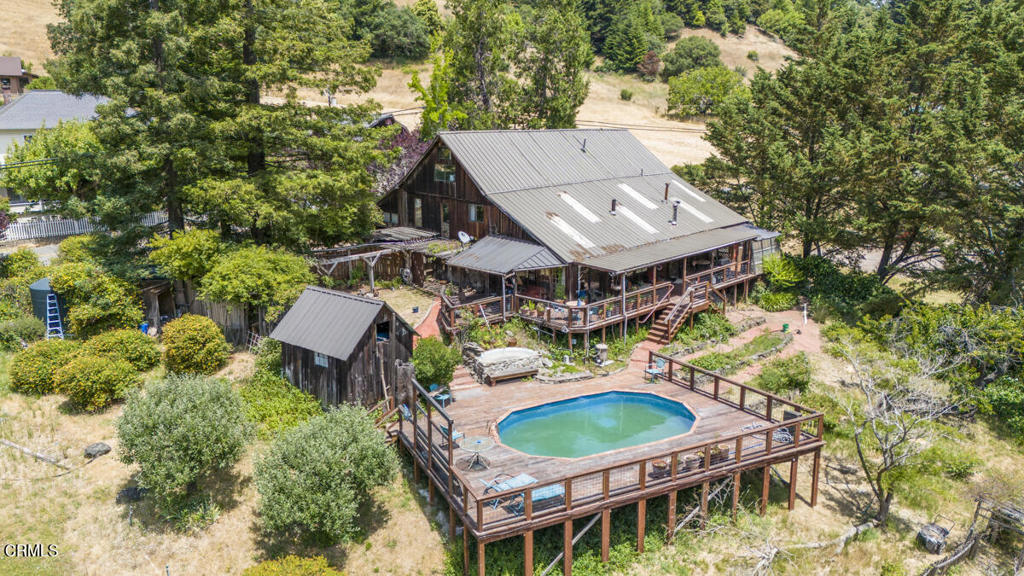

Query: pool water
left=497, top=391, right=696, bottom=459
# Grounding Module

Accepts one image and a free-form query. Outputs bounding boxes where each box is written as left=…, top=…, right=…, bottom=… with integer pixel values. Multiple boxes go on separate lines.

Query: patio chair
left=645, top=358, right=668, bottom=382
left=439, top=424, right=464, bottom=448
left=428, top=384, right=452, bottom=408
left=481, top=473, right=537, bottom=509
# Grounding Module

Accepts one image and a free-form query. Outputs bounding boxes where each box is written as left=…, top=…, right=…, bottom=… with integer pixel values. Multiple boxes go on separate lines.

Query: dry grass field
left=0, top=0, right=59, bottom=70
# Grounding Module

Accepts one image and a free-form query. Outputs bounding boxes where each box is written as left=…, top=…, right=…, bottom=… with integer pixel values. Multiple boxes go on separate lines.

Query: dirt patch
left=217, top=352, right=256, bottom=381
left=373, top=286, right=435, bottom=329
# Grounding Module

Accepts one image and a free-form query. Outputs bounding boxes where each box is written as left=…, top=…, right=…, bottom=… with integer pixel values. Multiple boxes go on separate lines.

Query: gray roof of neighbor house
left=0, top=90, right=108, bottom=131
left=435, top=129, right=751, bottom=272
left=0, top=57, right=26, bottom=77
left=446, top=235, right=562, bottom=275
left=270, top=286, right=412, bottom=361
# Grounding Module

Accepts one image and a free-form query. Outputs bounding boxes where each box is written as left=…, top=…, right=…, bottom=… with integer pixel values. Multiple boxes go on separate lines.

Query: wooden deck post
left=811, top=448, right=821, bottom=507
left=524, top=530, right=534, bottom=576
left=732, top=472, right=741, bottom=521
left=463, top=526, right=469, bottom=576
left=477, top=540, right=486, bottom=576
left=667, top=491, right=677, bottom=542
left=637, top=499, right=646, bottom=553
left=564, top=520, right=573, bottom=576
left=788, top=457, right=799, bottom=511
left=449, top=506, right=456, bottom=540
left=761, top=464, right=770, bottom=516
left=700, top=481, right=709, bottom=529
left=601, top=509, right=611, bottom=562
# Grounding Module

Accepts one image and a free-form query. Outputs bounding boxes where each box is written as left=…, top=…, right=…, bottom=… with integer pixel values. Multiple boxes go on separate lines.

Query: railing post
left=565, top=479, right=573, bottom=511
left=689, top=366, right=695, bottom=390
left=525, top=488, right=533, bottom=520
left=602, top=470, right=610, bottom=499
left=714, top=376, right=720, bottom=400
left=766, top=397, right=773, bottom=421
left=639, top=461, right=646, bottom=490
left=793, top=421, right=802, bottom=448
left=739, top=388, right=746, bottom=411
left=670, top=453, right=678, bottom=480
left=477, top=499, right=484, bottom=529
left=735, top=437, right=743, bottom=463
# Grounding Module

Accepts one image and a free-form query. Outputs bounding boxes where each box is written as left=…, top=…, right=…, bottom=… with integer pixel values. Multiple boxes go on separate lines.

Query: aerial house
left=270, top=286, right=415, bottom=408
left=379, top=129, right=780, bottom=346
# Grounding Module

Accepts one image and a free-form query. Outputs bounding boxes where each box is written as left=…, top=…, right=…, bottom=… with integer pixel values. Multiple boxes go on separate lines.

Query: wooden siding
left=281, top=307, right=413, bottom=408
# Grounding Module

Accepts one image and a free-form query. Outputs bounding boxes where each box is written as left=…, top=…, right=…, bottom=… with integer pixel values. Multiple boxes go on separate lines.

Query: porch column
left=620, top=274, right=627, bottom=339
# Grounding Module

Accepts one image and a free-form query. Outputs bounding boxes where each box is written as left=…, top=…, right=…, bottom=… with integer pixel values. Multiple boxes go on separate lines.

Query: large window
left=468, top=204, right=485, bottom=223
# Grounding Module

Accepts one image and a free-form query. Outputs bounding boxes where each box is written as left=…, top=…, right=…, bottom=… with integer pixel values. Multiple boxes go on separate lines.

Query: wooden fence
left=0, top=211, right=167, bottom=243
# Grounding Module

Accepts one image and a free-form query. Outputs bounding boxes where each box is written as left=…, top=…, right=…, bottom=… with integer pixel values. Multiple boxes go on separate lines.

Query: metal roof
left=371, top=226, right=438, bottom=243
left=739, top=222, right=782, bottom=241
left=270, top=286, right=405, bottom=360
left=0, top=91, right=108, bottom=131
left=580, top=226, right=759, bottom=273
left=435, top=129, right=755, bottom=272
left=445, top=235, right=562, bottom=275
left=438, top=129, right=670, bottom=194
left=0, top=57, right=25, bottom=77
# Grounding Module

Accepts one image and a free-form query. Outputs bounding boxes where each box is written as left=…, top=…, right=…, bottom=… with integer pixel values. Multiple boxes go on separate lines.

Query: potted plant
left=681, top=454, right=701, bottom=472
left=710, top=444, right=730, bottom=465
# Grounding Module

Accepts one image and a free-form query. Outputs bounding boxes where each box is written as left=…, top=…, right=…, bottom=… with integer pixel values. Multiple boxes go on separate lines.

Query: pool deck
left=395, top=350, right=825, bottom=575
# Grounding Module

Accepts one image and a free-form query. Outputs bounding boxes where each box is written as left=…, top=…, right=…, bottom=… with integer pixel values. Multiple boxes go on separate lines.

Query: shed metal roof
left=445, top=235, right=562, bottom=275
left=270, top=286, right=409, bottom=361
left=0, top=90, right=107, bottom=131
left=0, top=57, right=25, bottom=77
left=580, top=226, right=758, bottom=273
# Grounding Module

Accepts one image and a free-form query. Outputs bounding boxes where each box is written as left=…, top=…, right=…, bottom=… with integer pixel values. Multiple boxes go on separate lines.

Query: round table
left=460, top=436, right=495, bottom=472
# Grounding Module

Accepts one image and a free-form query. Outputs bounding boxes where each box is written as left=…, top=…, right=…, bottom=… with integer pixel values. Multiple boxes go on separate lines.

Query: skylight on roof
left=675, top=200, right=714, bottom=223
left=617, top=183, right=657, bottom=210
left=558, top=192, right=601, bottom=223
left=548, top=214, right=596, bottom=249
left=616, top=205, right=658, bottom=234
left=671, top=180, right=706, bottom=203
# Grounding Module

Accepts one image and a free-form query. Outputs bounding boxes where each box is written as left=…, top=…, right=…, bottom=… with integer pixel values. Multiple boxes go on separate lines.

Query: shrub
left=984, top=377, right=1024, bottom=440
left=0, top=315, right=45, bottom=351
left=762, top=254, right=804, bottom=291
left=255, top=407, right=398, bottom=544
left=241, top=372, right=322, bottom=439
left=673, top=312, right=736, bottom=345
left=370, top=5, right=431, bottom=60
left=757, top=291, right=797, bottom=312
left=54, top=354, right=140, bottom=411
left=56, top=234, right=101, bottom=264
left=199, top=246, right=313, bottom=322
left=0, top=247, right=41, bottom=278
left=412, top=336, right=460, bottom=387
left=161, top=314, right=230, bottom=375
left=9, top=339, right=82, bottom=395
left=242, top=556, right=342, bottom=576
left=747, top=50, right=759, bottom=61
left=117, top=375, right=252, bottom=510
left=253, top=337, right=282, bottom=376
left=49, top=261, right=144, bottom=338
left=660, top=36, right=722, bottom=81
left=667, top=65, right=747, bottom=117
left=84, top=329, right=160, bottom=371
left=148, top=229, right=226, bottom=286
left=752, top=352, right=812, bottom=395
left=620, top=89, right=634, bottom=101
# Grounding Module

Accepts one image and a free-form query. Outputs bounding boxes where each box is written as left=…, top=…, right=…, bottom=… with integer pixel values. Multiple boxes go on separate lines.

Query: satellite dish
left=457, top=231, right=472, bottom=244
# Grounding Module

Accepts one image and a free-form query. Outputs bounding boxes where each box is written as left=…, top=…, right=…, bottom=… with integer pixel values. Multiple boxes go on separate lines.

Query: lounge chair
left=645, top=358, right=667, bottom=382
left=481, top=473, right=537, bottom=509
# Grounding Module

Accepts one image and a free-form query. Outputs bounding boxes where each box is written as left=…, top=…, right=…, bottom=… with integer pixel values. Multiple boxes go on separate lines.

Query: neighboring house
left=0, top=90, right=107, bottom=212
left=270, top=286, right=415, bottom=408
left=0, top=57, right=37, bottom=104
left=379, top=129, right=780, bottom=344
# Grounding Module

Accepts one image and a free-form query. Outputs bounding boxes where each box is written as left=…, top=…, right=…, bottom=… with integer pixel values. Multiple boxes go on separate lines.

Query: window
left=413, top=198, right=423, bottom=228
left=433, top=164, right=455, bottom=183
left=314, top=352, right=328, bottom=367
left=1, top=78, right=9, bottom=89
left=376, top=321, right=391, bottom=342
left=468, top=204, right=485, bottom=223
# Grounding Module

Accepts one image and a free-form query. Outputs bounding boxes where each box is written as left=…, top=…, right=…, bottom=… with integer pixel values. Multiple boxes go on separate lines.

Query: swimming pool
left=497, top=391, right=697, bottom=459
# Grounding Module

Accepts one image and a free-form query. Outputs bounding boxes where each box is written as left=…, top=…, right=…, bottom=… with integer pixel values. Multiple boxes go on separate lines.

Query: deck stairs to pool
left=449, top=365, right=479, bottom=392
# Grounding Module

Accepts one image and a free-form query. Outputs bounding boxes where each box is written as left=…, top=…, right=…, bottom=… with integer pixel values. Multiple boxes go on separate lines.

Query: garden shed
left=270, top=286, right=415, bottom=408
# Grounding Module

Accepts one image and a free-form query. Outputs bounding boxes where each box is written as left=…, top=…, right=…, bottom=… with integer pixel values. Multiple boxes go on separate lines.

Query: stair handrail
left=663, top=284, right=697, bottom=326
left=640, top=284, right=679, bottom=324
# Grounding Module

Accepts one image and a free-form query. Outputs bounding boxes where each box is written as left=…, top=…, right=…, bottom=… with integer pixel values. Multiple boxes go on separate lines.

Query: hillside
left=2, top=0, right=794, bottom=167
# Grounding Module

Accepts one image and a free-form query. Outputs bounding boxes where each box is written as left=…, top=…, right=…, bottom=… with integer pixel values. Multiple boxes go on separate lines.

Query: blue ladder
left=45, top=293, right=64, bottom=340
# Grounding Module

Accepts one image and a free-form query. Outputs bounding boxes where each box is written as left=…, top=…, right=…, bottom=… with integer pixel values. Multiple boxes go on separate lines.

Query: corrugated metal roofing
left=738, top=222, right=782, bottom=240
left=445, top=235, right=562, bottom=275
left=371, top=226, right=437, bottom=243
left=436, top=129, right=755, bottom=272
left=0, top=91, right=108, bottom=131
left=270, top=286, right=385, bottom=360
left=438, top=129, right=669, bottom=194
left=581, top=226, right=759, bottom=273
left=0, top=57, right=25, bottom=77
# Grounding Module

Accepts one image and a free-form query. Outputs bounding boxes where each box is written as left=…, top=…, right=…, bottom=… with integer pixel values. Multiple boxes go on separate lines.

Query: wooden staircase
left=449, top=365, right=478, bottom=391
left=648, top=284, right=714, bottom=345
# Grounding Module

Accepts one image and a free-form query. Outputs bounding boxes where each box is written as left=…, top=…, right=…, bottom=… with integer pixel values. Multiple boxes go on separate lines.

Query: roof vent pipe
left=581, top=138, right=587, bottom=152
left=664, top=182, right=669, bottom=202
left=671, top=202, right=679, bottom=225
left=610, top=199, right=617, bottom=215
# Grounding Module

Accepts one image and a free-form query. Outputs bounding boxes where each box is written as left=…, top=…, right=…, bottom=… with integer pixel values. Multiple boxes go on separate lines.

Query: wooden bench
left=485, top=367, right=539, bottom=386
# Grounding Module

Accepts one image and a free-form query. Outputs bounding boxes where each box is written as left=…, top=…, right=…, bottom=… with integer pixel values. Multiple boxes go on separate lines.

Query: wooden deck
left=396, top=351, right=824, bottom=555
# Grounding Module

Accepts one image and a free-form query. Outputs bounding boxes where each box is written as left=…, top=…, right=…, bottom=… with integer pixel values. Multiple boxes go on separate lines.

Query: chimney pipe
left=671, top=202, right=679, bottom=225
left=610, top=199, right=617, bottom=215
left=664, top=182, right=669, bottom=202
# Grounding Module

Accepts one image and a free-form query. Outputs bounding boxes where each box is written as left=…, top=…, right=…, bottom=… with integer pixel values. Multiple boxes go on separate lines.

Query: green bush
left=689, top=333, right=787, bottom=375
left=370, top=5, right=431, bottom=60
left=747, top=50, right=759, bottom=61
left=242, top=556, right=342, bottom=576
left=161, top=314, right=230, bottom=375
left=54, top=354, right=140, bottom=411
left=984, top=377, right=1024, bottom=440
left=0, top=248, right=42, bottom=278
left=412, top=336, right=460, bottom=387
left=241, top=372, right=322, bottom=439
left=8, top=339, right=83, bottom=395
left=255, top=407, right=398, bottom=545
left=0, top=315, right=45, bottom=351
left=49, top=261, right=144, bottom=338
left=199, top=245, right=313, bottom=322
left=660, top=36, right=722, bottom=81
left=793, top=256, right=902, bottom=322
left=762, top=254, right=804, bottom=291
left=752, top=352, right=812, bottom=395
left=56, top=234, right=101, bottom=264
left=84, top=329, right=160, bottom=371
left=667, top=65, right=747, bottom=117
left=620, top=88, right=634, bottom=101
left=757, top=290, right=797, bottom=312
left=117, top=375, right=252, bottom=511
left=253, top=337, right=282, bottom=376
left=673, top=311, right=736, bottom=345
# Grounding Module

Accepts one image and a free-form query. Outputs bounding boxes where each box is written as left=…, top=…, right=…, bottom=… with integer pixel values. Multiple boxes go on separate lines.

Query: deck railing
left=516, top=281, right=674, bottom=332
left=397, top=354, right=824, bottom=538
